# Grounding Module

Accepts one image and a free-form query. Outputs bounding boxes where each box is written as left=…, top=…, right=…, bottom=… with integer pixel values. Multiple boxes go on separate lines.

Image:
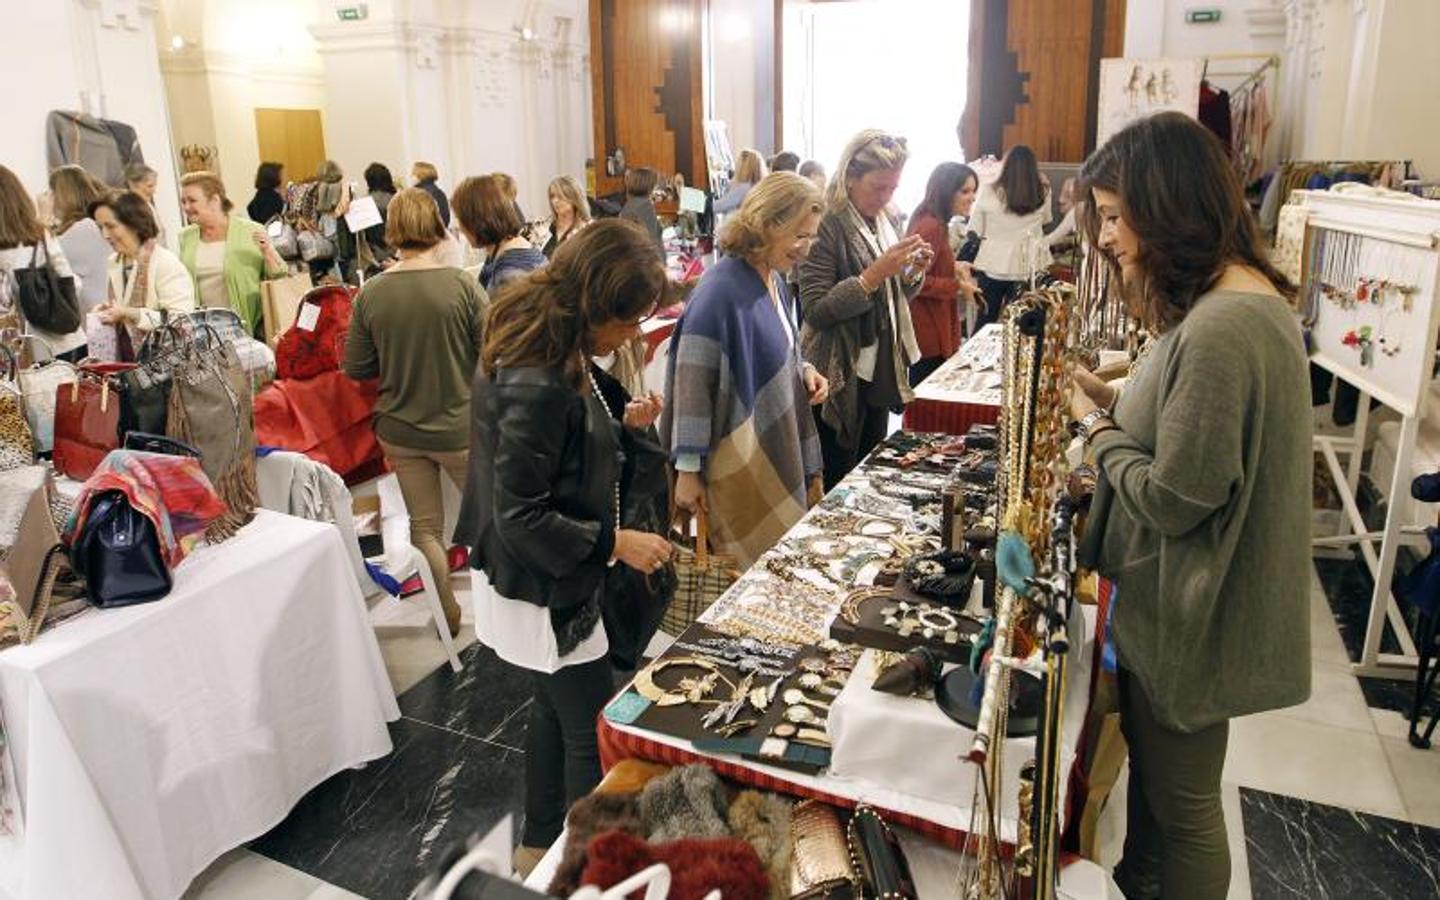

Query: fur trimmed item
left=727, top=791, right=794, bottom=900
left=547, top=792, right=644, bottom=897
left=640, top=764, right=731, bottom=842
left=580, top=830, right=770, bottom=900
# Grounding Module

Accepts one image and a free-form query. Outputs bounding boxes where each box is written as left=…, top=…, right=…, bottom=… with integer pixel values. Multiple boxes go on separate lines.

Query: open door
left=589, top=0, right=706, bottom=197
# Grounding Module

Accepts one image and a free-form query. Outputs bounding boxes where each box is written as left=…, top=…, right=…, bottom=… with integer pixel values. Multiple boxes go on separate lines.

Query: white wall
left=709, top=0, right=776, bottom=157
left=0, top=0, right=183, bottom=241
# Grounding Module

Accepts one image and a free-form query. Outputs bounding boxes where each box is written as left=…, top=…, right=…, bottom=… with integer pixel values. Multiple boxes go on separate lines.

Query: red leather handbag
left=52, top=362, right=137, bottom=481
left=274, top=284, right=355, bottom=380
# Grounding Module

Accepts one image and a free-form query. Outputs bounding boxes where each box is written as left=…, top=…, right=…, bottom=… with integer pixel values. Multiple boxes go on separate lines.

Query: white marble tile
left=1221, top=782, right=1254, bottom=900
left=1270, top=661, right=1375, bottom=734
left=182, top=849, right=363, bottom=900
left=1224, top=712, right=1408, bottom=820
left=1309, top=567, right=1353, bottom=670
left=1380, top=734, right=1440, bottom=828
left=371, top=574, right=477, bottom=695
left=1371, top=706, right=1415, bottom=742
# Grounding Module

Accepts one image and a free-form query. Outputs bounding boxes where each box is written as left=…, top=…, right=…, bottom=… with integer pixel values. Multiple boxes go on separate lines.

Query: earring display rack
left=1298, top=187, right=1440, bottom=680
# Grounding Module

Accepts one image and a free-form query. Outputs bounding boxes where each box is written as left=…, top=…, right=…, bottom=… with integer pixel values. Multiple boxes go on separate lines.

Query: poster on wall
left=702, top=120, right=735, bottom=196
left=1096, top=58, right=1203, bottom=146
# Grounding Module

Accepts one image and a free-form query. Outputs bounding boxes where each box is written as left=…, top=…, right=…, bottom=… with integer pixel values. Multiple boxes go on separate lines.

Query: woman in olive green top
left=343, top=188, right=489, bottom=635
left=1070, top=113, right=1311, bottom=900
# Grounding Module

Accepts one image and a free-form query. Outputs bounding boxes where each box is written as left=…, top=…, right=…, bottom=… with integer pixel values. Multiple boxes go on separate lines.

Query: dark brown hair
left=1078, top=111, right=1292, bottom=332
left=913, top=162, right=977, bottom=226
left=49, top=165, right=107, bottom=234
left=452, top=175, right=523, bottom=246
left=481, top=219, right=665, bottom=386
left=623, top=167, right=658, bottom=198
left=0, top=165, right=42, bottom=249
left=995, top=145, right=1045, bottom=216
left=254, top=161, right=284, bottom=191
left=90, top=191, right=160, bottom=243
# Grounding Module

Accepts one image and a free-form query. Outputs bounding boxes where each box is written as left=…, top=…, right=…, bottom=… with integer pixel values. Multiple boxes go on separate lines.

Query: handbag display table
left=0, top=510, right=399, bottom=900
left=903, top=325, right=1003, bottom=435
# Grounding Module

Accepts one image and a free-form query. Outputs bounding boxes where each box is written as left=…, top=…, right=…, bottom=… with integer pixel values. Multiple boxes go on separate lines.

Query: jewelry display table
left=904, top=325, right=1003, bottom=435
left=0, top=510, right=399, bottom=900
left=598, top=434, right=1101, bottom=850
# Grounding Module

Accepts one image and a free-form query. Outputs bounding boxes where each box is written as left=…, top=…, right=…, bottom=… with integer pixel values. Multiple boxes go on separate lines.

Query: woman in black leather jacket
left=456, top=219, right=673, bottom=873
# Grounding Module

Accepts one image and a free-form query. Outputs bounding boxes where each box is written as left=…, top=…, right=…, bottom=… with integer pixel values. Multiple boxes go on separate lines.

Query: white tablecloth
left=0, top=510, right=400, bottom=900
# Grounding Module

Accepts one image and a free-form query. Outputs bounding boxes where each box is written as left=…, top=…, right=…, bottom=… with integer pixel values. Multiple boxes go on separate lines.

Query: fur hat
left=640, top=764, right=732, bottom=842
left=580, top=830, right=770, bottom=900
left=727, top=791, right=794, bottom=900
left=547, top=792, right=643, bottom=897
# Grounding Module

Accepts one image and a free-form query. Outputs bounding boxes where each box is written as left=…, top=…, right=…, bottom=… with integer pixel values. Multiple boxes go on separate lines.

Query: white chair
left=254, top=453, right=462, bottom=672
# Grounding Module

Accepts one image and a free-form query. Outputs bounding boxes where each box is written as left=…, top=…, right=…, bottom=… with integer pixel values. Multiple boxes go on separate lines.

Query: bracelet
left=856, top=272, right=874, bottom=294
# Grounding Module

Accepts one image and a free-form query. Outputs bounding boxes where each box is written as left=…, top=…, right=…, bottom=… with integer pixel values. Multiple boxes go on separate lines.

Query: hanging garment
left=1198, top=81, right=1233, bottom=151
left=45, top=111, right=132, bottom=187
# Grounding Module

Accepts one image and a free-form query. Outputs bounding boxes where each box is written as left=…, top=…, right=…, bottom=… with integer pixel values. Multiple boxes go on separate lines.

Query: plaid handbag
left=660, top=505, right=743, bottom=637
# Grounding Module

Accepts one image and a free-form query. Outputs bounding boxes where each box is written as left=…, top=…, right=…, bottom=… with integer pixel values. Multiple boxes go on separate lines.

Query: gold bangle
left=856, top=272, right=874, bottom=294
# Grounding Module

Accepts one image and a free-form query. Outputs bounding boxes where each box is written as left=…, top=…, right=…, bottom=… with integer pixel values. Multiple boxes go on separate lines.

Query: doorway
left=254, top=108, right=326, bottom=187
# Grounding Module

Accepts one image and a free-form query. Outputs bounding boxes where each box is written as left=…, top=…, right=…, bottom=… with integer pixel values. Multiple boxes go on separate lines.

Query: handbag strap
left=668, top=502, right=712, bottom=564
left=19, top=333, right=56, bottom=365
left=0, top=344, right=16, bottom=382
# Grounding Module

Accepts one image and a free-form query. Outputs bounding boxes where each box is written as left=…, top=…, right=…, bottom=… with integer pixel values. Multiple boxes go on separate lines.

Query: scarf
left=113, top=238, right=156, bottom=360
left=843, top=204, right=920, bottom=380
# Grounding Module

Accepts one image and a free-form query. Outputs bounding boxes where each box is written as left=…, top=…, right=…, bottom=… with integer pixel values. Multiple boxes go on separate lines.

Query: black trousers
left=975, top=272, right=1025, bottom=330
left=522, top=654, right=616, bottom=847
left=909, top=356, right=944, bottom=388
left=815, top=402, right=892, bottom=491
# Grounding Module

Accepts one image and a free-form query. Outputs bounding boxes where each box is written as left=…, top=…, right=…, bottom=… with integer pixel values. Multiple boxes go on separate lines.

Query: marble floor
left=178, top=558, right=1440, bottom=899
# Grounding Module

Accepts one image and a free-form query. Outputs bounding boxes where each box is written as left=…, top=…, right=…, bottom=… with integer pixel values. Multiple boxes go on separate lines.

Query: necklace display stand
left=1297, top=188, right=1440, bottom=680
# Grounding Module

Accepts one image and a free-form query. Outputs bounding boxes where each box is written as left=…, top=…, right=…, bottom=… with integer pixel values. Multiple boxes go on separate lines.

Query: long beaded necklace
left=583, top=360, right=622, bottom=527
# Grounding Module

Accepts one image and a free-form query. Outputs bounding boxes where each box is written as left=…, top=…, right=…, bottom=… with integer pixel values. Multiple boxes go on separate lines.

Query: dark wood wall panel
left=589, top=0, right=706, bottom=197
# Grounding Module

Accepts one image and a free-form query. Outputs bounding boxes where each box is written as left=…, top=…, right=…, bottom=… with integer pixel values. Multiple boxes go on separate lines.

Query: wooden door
left=589, top=0, right=706, bottom=197
left=254, top=109, right=327, bottom=185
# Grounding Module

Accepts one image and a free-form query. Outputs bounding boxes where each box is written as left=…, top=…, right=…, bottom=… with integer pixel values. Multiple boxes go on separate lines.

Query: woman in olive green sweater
left=1071, top=113, right=1311, bottom=900
left=344, top=189, right=489, bottom=634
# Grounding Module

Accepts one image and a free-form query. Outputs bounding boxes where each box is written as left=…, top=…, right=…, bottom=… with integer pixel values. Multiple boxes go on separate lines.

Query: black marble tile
left=251, top=717, right=526, bottom=900
left=1241, top=787, right=1440, bottom=900
left=1313, top=556, right=1406, bottom=661
left=399, top=642, right=535, bottom=749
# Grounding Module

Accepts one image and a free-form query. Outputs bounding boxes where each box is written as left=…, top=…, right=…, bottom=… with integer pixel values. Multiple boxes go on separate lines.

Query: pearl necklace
left=584, top=362, right=622, bottom=527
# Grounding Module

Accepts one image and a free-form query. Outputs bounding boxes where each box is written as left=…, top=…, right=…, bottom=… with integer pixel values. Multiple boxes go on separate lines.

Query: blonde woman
left=714, top=148, right=768, bottom=214
left=798, top=129, right=930, bottom=488
left=541, top=175, right=591, bottom=258
left=663, top=172, right=828, bottom=566
left=177, top=171, right=287, bottom=336
left=48, top=165, right=111, bottom=313
left=412, top=161, right=451, bottom=227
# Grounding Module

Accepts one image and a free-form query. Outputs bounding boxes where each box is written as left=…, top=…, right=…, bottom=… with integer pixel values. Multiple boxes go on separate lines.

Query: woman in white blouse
left=92, top=192, right=195, bottom=351
left=971, top=144, right=1052, bottom=327
left=0, top=165, right=87, bottom=359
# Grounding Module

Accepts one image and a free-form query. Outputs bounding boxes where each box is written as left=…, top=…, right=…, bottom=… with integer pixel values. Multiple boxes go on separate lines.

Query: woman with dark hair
left=906, top=161, right=980, bottom=383
left=362, top=162, right=401, bottom=267
left=1071, top=111, right=1310, bottom=900
left=456, top=218, right=672, bottom=876
left=619, top=167, right=664, bottom=254
left=248, top=161, right=286, bottom=224
left=970, top=144, right=1052, bottom=327
left=452, top=175, right=546, bottom=293
left=92, top=191, right=196, bottom=347
left=0, top=165, right=87, bottom=358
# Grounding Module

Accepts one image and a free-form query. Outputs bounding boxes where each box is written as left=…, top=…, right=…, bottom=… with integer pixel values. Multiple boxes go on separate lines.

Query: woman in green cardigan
left=178, top=171, right=288, bottom=336
left=1070, top=112, right=1311, bottom=900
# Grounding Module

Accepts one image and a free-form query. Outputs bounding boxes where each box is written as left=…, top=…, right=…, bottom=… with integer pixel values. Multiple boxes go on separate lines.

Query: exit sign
left=336, top=3, right=368, bottom=21
left=1186, top=8, right=1222, bottom=23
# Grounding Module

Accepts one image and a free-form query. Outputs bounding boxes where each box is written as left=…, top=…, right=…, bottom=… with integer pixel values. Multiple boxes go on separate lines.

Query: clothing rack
left=1201, top=52, right=1278, bottom=85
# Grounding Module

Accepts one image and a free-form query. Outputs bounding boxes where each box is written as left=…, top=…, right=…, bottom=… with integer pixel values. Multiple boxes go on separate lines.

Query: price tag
left=295, top=303, right=322, bottom=332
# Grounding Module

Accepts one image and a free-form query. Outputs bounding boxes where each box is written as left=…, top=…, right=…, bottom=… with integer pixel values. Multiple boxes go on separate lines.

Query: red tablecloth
left=903, top=397, right=1000, bottom=435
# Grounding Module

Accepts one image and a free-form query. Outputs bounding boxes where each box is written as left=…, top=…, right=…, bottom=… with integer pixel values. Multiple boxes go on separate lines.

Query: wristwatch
left=1077, top=408, right=1114, bottom=443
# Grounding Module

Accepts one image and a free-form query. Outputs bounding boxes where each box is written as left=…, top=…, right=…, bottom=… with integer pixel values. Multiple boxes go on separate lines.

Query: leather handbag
left=187, top=308, right=247, bottom=344
left=601, top=423, right=676, bottom=669
left=70, top=489, right=172, bottom=608
left=123, top=431, right=202, bottom=458
left=166, top=328, right=257, bottom=539
left=0, top=348, right=35, bottom=471
left=0, top=467, right=69, bottom=644
left=52, top=362, right=136, bottom=480
left=267, top=215, right=300, bottom=260
left=15, top=336, right=77, bottom=455
left=297, top=229, right=336, bottom=262
left=14, top=239, right=82, bottom=334
left=185, top=310, right=276, bottom=388
left=846, top=806, right=917, bottom=900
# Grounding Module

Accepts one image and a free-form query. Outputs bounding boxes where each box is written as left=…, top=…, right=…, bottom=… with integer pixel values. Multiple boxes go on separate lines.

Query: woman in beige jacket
left=92, top=192, right=195, bottom=347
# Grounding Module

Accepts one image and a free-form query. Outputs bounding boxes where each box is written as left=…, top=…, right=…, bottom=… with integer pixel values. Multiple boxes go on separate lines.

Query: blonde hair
left=49, top=165, right=107, bottom=233
left=547, top=175, right=591, bottom=224
left=180, top=170, right=233, bottom=213
left=384, top=187, right=448, bottom=250
left=491, top=172, right=518, bottom=200
left=315, top=159, right=343, bottom=183
left=718, top=172, right=823, bottom=263
left=826, top=129, right=909, bottom=212
left=734, top=149, right=767, bottom=184
left=412, top=161, right=439, bottom=183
